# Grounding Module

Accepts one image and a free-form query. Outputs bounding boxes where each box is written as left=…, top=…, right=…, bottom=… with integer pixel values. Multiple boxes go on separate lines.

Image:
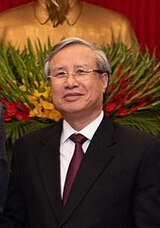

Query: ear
left=101, top=73, right=109, bottom=93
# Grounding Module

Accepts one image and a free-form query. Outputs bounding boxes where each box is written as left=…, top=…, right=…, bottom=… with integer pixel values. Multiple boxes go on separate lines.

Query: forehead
left=50, top=44, right=97, bottom=67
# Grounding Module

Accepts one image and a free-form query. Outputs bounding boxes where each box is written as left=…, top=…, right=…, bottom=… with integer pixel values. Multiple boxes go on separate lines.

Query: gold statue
left=0, top=0, right=137, bottom=50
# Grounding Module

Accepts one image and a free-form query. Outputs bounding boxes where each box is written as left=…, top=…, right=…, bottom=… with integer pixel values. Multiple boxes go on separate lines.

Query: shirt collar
left=61, top=111, right=104, bottom=144
left=34, top=1, right=82, bottom=26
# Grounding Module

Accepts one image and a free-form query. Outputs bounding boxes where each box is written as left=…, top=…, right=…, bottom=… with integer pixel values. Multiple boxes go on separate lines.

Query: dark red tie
left=63, top=134, right=87, bottom=207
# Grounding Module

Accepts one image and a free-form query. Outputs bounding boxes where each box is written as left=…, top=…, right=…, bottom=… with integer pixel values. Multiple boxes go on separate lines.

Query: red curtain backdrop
left=0, top=0, right=160, bottom=59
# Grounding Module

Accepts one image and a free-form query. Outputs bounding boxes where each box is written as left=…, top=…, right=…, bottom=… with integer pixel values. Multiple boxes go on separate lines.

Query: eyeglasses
left=47, top=69, right=103, bottom=81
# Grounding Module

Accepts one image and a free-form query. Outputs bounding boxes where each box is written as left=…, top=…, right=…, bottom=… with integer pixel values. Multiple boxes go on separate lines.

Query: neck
left=63, top=110, right=102, bottom=131
left=35, top=0, right=81, bottom=27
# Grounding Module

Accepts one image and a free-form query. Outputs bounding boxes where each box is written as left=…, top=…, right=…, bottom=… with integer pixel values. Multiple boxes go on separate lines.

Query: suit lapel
left=61, top=116, right=117, bottom=225
left=35, top=122, right=63, bottom=222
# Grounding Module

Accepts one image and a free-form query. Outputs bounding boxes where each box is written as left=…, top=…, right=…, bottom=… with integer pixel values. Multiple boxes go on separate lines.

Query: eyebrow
left=74, top=64, right=89, bottom=68
left=51, top=64, right=90, bottom=71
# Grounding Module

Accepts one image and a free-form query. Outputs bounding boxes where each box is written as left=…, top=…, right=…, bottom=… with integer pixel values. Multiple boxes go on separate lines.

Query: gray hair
left=44, top=37, right=112, bottom=77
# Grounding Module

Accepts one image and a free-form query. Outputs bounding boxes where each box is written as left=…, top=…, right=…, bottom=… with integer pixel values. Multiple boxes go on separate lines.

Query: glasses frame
left=47, top=69, right=103, bottom=80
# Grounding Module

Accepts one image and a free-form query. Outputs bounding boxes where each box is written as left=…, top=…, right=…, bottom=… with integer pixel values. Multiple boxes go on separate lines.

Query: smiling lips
left=63, top=92, right=83, bottom=101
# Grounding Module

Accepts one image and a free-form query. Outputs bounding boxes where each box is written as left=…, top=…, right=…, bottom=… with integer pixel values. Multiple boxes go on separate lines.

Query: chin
left=61, top=106, right=86, bottom=115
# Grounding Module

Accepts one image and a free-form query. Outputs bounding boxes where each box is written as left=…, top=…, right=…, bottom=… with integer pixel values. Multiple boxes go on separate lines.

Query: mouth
left=63, top=93, right=83, bottom=101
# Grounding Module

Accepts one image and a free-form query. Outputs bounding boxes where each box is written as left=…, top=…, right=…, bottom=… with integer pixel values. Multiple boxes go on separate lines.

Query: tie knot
left=70, top=134, right=87, bottom=144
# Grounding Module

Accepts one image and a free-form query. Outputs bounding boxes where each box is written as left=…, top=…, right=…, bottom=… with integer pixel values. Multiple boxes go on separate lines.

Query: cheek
left=51, top=81, right=61, bottom=93
left=51, top=84, right=62, bottom=102
left=88, top=80, right=105, bottom=96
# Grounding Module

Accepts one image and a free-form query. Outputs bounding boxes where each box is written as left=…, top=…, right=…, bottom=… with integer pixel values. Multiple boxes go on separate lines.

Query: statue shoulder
left=81, top=1, right=137, bottom=47
left=82, top=2, right=132, bottom=26
left=0, top=2, right=34, bottom=26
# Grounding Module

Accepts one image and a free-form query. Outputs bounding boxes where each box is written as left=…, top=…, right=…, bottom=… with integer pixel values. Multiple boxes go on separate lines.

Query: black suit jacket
left=2, top=115, right=160, bottom=227
left=0, top=104, right=9, bottom=213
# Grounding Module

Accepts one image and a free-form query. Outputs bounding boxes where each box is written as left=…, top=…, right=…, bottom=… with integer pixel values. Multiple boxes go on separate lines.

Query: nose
left=64, top=73, right=79, bottom=89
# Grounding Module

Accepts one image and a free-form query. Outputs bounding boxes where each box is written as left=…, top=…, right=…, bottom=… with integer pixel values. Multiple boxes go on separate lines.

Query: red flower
left=104, top=102, right=118, bottom=116
left=1, top=98, right=8, bottom=105
left=132, top=97, right=145, bottom=104
left=117, top=108, right=130, bottom=117
left=3, top=100, right=30, bottom=122
left=113, top=91, right=128, bottom=100
left=14, top=103, right=30, bottom=121
left=116, top=66, right=123, bottom=75
left=130, top=106, right=139, bottom=113
left=116, top=99, right=126, bottom=106
left=108, top=83, right=115, bottom=93
left=105, top=102, right=117, bottom=112
left=6, top=102, right=17, bottom=116
left=138, top=101, right=147, bottom=108
left=3, top=112, right=12, bottom=122
left=127, top=90, right=137, bottom=99
left=119, top=77, right=127, bottom=89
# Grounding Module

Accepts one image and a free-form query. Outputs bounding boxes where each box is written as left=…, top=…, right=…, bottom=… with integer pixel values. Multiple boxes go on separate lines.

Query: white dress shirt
left=60, top=111, right=104, bottom=197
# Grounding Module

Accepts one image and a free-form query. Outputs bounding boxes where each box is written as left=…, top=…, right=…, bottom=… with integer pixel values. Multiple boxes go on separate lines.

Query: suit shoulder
left=15, top=121, right=62, bottom=144
left=115, top=122, right=160, bottom=146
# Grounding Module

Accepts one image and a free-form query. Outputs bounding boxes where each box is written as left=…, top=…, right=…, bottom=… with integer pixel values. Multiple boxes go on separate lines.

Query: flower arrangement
left=0, top=40, right=160, bottom=162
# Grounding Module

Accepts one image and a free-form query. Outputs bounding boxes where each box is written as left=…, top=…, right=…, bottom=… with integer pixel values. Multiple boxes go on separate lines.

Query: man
left=0, top=103, right=9, bottom=213
left=1, top=37, right=160, bottom=227
left=0, top=0, right=136, bottom=51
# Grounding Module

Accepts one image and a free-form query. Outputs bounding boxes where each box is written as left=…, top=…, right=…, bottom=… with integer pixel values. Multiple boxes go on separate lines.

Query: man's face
left=49, top=44, right=108, bottom=119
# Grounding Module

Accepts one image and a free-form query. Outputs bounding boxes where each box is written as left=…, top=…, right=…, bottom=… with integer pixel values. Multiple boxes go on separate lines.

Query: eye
left=76, top=69, right=87, bottom=75
left=56, top=71, right=67, bottom=78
